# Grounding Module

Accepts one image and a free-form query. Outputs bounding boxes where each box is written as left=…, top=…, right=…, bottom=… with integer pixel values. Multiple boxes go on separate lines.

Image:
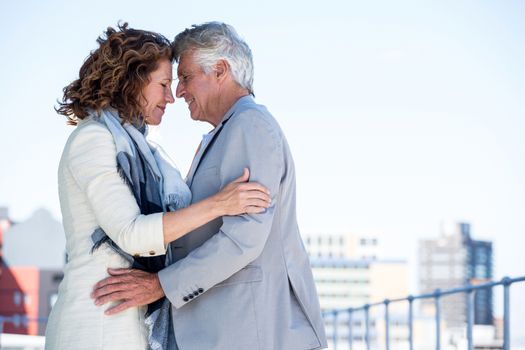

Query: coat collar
left=186, top=95, right=254, bottom=187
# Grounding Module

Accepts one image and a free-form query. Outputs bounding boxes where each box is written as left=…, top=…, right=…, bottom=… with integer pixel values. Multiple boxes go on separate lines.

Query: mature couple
left=45, top=22, right=327, bottom=350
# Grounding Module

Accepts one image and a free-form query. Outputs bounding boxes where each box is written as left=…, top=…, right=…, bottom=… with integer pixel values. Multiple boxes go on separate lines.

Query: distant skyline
left=1, top=0, right=524, bottom=339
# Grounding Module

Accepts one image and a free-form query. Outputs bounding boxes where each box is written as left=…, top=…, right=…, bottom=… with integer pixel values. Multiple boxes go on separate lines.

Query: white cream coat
left=45, top=119, right=165, bottom=350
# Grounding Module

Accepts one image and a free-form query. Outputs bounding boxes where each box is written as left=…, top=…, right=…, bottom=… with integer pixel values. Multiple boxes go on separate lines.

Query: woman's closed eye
left=159, top=79, right=172, bottom=88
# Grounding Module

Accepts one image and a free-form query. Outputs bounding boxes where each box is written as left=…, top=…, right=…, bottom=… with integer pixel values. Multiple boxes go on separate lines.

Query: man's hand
left=91, top=268, right=165, bottom=315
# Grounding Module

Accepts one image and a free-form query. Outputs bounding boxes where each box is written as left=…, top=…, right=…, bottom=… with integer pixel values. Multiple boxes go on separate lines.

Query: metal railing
left=2, top=275, right=524, bottom=349
left=323, top=275, right=525, bottom=350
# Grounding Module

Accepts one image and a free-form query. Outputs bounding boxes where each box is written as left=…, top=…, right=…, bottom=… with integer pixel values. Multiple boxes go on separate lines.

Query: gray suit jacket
left=158, top=96, right=327, bottom=350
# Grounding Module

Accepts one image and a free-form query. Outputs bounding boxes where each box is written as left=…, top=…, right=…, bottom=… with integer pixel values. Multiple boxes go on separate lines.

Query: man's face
left=176, top=51, right=220, bottom=125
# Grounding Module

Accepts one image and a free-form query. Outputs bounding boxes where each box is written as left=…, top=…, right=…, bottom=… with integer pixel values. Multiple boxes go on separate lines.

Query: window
left=24, top=294, right=31, bottom=306
left=475, top=264, right=487, bottom=278
left=431, top=265, right=450, bottom=279
left=13, top=291, right=22, bottom=306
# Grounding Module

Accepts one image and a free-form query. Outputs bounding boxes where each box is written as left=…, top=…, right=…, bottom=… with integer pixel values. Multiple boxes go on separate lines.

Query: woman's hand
left=214, top=168, right=271, bottom=215
left=161, top=168, right=271, bottom=244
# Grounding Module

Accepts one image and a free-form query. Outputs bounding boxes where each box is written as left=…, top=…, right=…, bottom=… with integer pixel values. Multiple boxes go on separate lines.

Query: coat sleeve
left=158, top=108, right=283, bottom=308
left=66, top=122, right=165, bottom=256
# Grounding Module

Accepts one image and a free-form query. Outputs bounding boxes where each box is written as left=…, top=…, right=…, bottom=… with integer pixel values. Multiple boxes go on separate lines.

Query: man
left=93, top=22, right=327, bottom=349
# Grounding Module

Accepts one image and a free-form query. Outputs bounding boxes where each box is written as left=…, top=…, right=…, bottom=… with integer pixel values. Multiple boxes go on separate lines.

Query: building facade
left=418, top=222, right=493, bottom=331
left=0, top=207, right=64, bottom=336
left=304, top=232, right=409, bottom=348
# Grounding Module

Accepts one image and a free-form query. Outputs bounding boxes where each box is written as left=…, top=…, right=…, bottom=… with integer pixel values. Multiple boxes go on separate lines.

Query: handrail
left=1, top=275, right=524, bottom=349
left=322, top=275, right=525, bottom=350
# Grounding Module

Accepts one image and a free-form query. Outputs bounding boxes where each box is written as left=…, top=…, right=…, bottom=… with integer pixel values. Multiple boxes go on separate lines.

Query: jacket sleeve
left=158, top=108, right=283, bottom=308
left=66, top=122, right=165, bottom=256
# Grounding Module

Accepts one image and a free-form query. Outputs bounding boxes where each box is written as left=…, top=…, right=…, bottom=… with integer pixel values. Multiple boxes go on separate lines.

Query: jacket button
left=183, top=297, right=189, bottom=302
left=149, top=251, right=155, bottom=256
left=188, top=294, right=194, bottom=299
left=198, top=288, right=204, bottom=293
left=193, top=291, right=199, bottom=296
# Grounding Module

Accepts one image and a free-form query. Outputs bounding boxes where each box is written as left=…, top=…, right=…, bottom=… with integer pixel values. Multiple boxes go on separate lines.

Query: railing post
left=348, top=308, right=353, bottom=350
left=364, top=304, right=370, bottom=350
left=332, top=310, right=338, bottom=350
left=466, top=285, right=474, bottom=350
left=503, top=277, right=511, bottom=350
left=435, top=289, right=441, bottom=350
left=384, top=299, right=390, bottom=350
left=408, top=295, right=414, bottom=350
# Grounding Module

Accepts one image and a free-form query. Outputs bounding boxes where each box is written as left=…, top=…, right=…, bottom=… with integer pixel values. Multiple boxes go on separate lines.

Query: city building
left=0, top=266, right=63, bottom=335
left=304, top=232, right=408, bottom=310
left=418, top=221, right=494, bottom=330
left=0, top=207, right=64, bottom=336
left=3, top=208, right=66, bottom=269
left=303, top=232, right=409, bottom=348
left=305, top=232, right=383, bottom=261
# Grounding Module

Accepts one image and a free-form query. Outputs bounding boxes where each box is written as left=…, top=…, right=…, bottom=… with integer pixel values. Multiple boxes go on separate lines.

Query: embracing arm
left=92, top=108, right=281, bottom=313
left=161, top=168, right=270, bottom=246
left=68, top=122, right=269, bottom=256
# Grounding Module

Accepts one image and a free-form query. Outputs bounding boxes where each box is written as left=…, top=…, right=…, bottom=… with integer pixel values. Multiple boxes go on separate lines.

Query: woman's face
left=142, top=58, right=174, bottom=125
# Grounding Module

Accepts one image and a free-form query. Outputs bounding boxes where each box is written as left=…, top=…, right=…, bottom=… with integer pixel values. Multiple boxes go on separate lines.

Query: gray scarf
left=90, top=108, right=190, bottom=350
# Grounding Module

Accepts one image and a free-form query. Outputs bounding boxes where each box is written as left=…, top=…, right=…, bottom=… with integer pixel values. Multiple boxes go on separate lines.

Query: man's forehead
left=177, top=51, right=200, bottom=72
left=177, top=52, right=193, bottom=66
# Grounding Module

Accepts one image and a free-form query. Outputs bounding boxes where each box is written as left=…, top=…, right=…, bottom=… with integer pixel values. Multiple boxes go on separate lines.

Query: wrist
left=154, top=273, right=166, bottom=299
left=211, top=193, right=226, bottom=217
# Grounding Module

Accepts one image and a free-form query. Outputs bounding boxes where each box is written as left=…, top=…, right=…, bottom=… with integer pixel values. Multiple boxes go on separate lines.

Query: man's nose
left=175, top=81, right=185, bottom=98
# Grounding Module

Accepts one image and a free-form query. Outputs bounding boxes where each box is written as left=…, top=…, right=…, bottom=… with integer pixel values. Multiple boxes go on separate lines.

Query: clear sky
left=1, top=0, right=524, bottom=339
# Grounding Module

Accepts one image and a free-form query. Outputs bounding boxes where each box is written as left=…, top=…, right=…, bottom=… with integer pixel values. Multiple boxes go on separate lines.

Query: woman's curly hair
left=56, top=23, right=174, bottom=126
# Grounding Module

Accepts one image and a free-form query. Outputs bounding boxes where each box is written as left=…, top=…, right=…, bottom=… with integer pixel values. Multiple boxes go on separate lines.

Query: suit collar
left=217, top=95, right=253, bottom=126
left=186, top=96, right=253, bottom=186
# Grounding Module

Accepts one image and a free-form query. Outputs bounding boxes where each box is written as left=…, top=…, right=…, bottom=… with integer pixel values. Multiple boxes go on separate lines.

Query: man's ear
left=214, top=59, right=229, bottom=81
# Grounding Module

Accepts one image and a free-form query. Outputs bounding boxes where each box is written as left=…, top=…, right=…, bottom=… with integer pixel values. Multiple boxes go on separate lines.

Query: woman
left=44, top=23, right=270, bottom=350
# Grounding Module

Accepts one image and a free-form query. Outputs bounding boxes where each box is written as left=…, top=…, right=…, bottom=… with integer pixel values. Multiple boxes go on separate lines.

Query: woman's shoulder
left=61, top=117, right=115, bottom=160
left=68, top=117, right=112, bottom=143
left=72, top=117, right=110, bottom=137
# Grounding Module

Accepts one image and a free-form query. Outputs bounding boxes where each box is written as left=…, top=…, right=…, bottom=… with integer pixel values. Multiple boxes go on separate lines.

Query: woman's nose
left=166, top=88, right=175, bottom=103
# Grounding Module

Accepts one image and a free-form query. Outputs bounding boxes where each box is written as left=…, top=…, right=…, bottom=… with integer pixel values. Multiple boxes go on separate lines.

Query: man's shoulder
left=235, top=97, right=267, bottom=113
left=232, top=99, right=280, bottom=132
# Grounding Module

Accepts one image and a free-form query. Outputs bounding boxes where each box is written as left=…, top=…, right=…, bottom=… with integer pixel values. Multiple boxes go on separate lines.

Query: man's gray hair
left=173, top=22, right=254, bottom=95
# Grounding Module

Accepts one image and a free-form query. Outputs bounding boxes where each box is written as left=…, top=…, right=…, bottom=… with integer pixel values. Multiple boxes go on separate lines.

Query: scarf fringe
left=165, top=193, right=190, bottom=212
left=90, top=236, right=110, bottom=254
left=116, top=163, right=134, bottom=191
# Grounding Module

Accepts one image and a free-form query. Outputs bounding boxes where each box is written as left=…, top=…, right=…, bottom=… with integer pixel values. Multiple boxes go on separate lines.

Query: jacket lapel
left=185, top=95, right=253, bottom=188
left=186, top=115, right=231, bottom=188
